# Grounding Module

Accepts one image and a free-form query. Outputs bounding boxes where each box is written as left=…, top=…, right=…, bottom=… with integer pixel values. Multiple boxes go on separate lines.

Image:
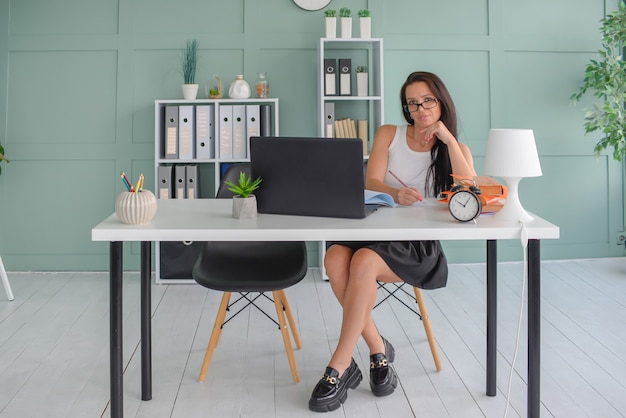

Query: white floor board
left=0, top=258, right=625, bottom=417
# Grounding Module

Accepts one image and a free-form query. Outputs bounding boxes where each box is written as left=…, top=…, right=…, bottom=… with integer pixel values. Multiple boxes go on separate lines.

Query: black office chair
left=192, top=163, right=308, bottom=383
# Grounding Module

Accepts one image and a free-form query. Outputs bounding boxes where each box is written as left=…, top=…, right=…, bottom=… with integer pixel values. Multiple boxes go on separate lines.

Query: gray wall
left=0, top=0, right=623, bottom=271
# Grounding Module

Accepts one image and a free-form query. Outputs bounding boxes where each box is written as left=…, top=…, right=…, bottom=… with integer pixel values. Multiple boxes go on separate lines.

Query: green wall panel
left=9, top=0, right=118, bottom=35
left=382, top=0, right=488, bottom=36
left=503, top=0, right=604, bottom=49
left=132, top=0, right=244, bottom=34
left=0, top=0, right=623, bottom=272
left=7, top=51, right=118, bottom=145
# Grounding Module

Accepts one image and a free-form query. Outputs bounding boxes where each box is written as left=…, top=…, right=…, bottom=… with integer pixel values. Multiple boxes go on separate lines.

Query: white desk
left=92, top=198, right=559, bottom=418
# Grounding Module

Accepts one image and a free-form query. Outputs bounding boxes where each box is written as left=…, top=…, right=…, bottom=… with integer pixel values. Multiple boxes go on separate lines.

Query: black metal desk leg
left=110, top=242, right=123, bottom=418
left=486, top=239, right=497, bottom=396
left=140, top=241, right=152, bottom=401
left=527, top=239, right=541, bottom=418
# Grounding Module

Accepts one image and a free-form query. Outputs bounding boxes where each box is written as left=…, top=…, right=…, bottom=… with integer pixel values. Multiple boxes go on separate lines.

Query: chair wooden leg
left=413, top=287, right=443, bottom=372
left=198, top=292, right=231, bottom=382
left=273, top=290, right=300, bottom=383
left=277, top=289, right=302, bottom=349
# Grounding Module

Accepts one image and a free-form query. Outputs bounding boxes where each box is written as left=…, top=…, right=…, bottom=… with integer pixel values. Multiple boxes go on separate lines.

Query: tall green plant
left=0, top=144, right=8, bottom=176
left=182, top=39, right=198, bottom=85
left=571, top=3, right=626, bottom=161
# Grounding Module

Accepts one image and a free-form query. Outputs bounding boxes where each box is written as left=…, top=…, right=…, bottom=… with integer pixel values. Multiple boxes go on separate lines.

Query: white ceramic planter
left=340, top=17, right=352, bottom=39
left=232, top=195, right=257, bottom=219
left=325, top=17, right=336, bottom=38
left=115, top=189, right=157, bottom=225
left=359, top=17, right=371, bottom=38
left=182, top=84, right=199, bottom=100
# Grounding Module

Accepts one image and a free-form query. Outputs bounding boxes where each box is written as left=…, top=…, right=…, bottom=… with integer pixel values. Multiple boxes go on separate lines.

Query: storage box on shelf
left=154, top=98, right=279, bottom=283
left=318, top=38, right=384, bottom=279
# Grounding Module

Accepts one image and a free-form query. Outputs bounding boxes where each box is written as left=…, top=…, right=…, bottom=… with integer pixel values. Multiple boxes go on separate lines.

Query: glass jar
left=255, top=72, right=269, bottom=98
left=228, top=75, right=251, bottom=99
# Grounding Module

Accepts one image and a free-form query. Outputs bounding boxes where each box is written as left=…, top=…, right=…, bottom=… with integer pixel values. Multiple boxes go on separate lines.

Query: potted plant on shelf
left=358, top=9, right=371, bottom=38
left=339, top=8, right=352, bottom=39
left=224, top=171, right=263, bottom=219
left=356, top=66, right=368, bottom=96
left=324, top=9, right=337, bottom=38
left=207, top=74, right=223, bottom=99
left=0, top=144, right=8, bottom=176
left=571, top=3, right=626, bottom=161
left=181, top=39, right=199, bottom=100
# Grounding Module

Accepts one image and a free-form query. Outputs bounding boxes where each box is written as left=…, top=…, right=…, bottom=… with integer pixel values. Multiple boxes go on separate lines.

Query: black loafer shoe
left=370, top=337, right=398, bottom=397
left=309, top=358, right=363, bottom=412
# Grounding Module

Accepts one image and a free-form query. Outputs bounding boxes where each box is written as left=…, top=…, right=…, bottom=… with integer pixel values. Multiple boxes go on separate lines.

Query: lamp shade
left=483, top=129, right=542, bottom=178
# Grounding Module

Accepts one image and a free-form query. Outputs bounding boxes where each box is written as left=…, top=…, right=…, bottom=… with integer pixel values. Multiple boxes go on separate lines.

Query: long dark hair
left=400, top=71, right=457, bottom=196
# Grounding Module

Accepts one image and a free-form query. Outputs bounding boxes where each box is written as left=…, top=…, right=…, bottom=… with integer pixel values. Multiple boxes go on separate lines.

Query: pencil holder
left=115, top=189, right=157, bottom=225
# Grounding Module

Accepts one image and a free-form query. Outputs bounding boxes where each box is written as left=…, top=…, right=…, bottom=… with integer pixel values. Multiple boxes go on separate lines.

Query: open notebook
left=250, top=136, right=381, bottom=219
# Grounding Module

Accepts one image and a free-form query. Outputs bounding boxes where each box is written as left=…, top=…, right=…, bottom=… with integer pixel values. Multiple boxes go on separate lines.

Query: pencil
left=388, top=170, right=409, bottom=188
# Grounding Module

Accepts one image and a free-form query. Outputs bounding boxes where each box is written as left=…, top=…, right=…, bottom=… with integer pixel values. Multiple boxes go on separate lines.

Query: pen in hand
left=388, top=170, right=409, bottom=188
left=388, top=170, right=423, bottom=202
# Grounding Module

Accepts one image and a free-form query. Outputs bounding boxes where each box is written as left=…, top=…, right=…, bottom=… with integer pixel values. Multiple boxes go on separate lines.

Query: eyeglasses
left=403, top=98, right=439, bottom=113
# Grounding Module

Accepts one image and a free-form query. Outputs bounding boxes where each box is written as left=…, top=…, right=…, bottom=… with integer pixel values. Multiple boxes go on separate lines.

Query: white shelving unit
left=317, top=38, right=384, bottom=279
left=153, top=98, right=279, bottom=283
left=318, top=38, right=384, bottom=145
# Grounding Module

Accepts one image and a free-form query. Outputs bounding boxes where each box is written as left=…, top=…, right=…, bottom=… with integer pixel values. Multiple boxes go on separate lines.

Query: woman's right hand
left=396, top=187, right=423, bottom=205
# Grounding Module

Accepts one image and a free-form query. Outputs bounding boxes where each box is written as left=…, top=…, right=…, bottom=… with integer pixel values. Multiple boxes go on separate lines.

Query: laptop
left=250, top=136, right=379, bottom=219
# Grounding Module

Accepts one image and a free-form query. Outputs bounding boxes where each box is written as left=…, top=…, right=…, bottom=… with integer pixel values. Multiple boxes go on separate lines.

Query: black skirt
left=326, top=241, right=448, bottom=290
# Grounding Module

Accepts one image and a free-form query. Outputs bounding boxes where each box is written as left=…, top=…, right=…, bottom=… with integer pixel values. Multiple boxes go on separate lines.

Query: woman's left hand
left=420, top=121, right=455, bottom=146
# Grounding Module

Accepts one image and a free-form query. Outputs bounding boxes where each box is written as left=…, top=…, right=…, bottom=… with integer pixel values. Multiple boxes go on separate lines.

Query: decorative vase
left=359, top=17, right=371, bottom=38
left=340, top=17, right=352, bottom=39
left=325, top=17, right=336, bottom=38
left=228, top=75, right=251, bottom=99
left=115, top=189, right=157, bottom=225
left=356, top=72, right=368, bottom=96
left=182, top=84, right=199, bottom=100
left=255, top=72, right=269, bottom=98
left=232, top=195, right=257, bottom=219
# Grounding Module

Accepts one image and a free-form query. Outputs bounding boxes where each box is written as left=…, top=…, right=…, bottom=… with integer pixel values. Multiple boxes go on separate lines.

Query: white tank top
left=383, top=125, right=434, bottom=197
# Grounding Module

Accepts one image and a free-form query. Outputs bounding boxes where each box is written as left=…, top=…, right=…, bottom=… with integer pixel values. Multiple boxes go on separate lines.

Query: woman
left=308, top=71, right=476, bottom=412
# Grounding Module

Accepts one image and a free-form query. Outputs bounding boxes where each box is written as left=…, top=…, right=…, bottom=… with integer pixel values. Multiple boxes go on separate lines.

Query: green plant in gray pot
left=225, top=171, right=262, bottom=219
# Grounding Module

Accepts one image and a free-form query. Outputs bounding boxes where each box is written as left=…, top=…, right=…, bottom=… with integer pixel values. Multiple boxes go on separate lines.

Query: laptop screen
left=250, top=136, right=368, bottom=218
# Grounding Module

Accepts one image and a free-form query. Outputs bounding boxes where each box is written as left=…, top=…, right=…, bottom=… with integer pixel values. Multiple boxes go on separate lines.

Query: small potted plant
left=358, top=9, right=371, bottom=38
left=181, top=39, right=199, bottom=100
left=339, top=8, right=352, bottom=39
left=355, top=66, right=368, bottom=97
left=324, top=9, right=337, bottom=39
left=207, top=74, right=223, bottom=99
left=224, top=171, right=262, bottom=219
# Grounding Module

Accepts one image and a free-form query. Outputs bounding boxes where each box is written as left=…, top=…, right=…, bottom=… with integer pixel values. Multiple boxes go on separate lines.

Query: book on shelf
left=333, top=118, right=357, bottom=138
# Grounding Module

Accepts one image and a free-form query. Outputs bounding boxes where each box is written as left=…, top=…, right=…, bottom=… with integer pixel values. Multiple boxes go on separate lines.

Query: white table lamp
left=483, top=129, right=542, bottom=222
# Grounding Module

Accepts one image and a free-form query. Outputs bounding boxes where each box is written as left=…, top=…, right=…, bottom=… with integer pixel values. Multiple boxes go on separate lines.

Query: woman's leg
left=324, top=246, right=402, bottom=373
left=310, top=246, right=402, bottom=411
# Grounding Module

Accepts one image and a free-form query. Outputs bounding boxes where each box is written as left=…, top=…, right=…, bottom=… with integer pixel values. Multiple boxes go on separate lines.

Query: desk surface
left=92, top=199, right=559, bottom=242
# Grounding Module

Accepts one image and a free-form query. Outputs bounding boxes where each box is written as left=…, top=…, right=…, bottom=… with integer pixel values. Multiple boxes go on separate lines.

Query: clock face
left=448, top=190, right=482, bottom=222
left=293, top=0, right=332, bottom=11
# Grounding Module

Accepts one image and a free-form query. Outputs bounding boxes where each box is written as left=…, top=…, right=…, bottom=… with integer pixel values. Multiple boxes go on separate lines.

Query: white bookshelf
left=153, top=98, right=279, bottom=283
